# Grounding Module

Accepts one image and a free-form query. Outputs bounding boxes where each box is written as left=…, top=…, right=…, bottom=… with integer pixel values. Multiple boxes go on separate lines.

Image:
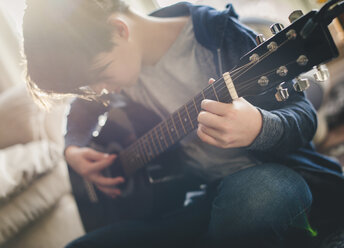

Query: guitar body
left=68, top=97, right=193, bottom=232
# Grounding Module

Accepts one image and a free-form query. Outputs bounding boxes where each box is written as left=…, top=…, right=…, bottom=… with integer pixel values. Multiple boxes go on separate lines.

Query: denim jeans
left=66, top=163, right=312, bottom=248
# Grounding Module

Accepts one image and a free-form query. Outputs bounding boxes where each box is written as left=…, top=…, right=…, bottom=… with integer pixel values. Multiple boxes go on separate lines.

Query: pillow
left=0, top=160, right=70, bottom=245
left=0, top=140, right=62, bottom=201
left=0, top=85, right=44, bottom=149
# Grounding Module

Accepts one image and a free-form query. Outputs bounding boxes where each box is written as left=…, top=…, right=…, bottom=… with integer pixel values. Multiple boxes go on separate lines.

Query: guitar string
left=214, top=58, right=300, bottom=103
left=120, top=38, right=293, bottom=166
left=120, top=48, right=291, bottom=167
left=122, top=57, right=278, bottom=165
left=121, top=61, right=289, bottom=168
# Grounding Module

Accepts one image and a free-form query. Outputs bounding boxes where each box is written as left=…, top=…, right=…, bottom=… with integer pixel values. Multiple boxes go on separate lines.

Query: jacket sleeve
left=245, top=82, right=317, bottom=155
left=64, top=98, right=109, bottom=149
left=219, top=6, right=317, bottom=155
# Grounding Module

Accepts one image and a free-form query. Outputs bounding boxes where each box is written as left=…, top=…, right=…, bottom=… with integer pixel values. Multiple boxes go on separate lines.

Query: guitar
left=69, top=3, right=344, bottom=232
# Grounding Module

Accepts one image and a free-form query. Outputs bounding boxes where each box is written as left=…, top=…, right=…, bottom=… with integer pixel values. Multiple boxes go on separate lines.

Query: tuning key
left=293, top=77, right=310, bottom=92
left=288, top=10, right=304, bottom=23
left=313, top=65, right=329, bottom=82
left=255, top=34, right=265, bottom=45
left=270, top=23, right=285, bottom=35
left=275, top=84, right=289, bottom=102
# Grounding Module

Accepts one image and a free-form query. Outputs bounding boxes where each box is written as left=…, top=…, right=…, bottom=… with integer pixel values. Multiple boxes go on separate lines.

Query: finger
left=201, top=99, right=230, bottom=116
left=89, top=174, right=125, bottom=187
left=197, top=126, right=223, bottom=148
left=96, top=185, right=122, bottom=198
left=208, top=78, right=216, bottom=84
left=198, top=123, right=226, bottom=142
left=197, top=110, right=224, bottom=130
left=84, top=148, right=113, bottom=161
left=90, top=154, right=117, bottom=172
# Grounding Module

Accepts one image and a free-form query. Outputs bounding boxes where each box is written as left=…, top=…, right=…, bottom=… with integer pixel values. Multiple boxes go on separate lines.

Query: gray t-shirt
left=123, top=19, right=257, bottom=181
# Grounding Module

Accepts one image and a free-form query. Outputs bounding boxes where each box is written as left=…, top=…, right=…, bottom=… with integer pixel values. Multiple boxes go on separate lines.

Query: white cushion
left=0, top=85, right=43, bottom=149
left=0, top=160, right=70, bottom=245
left=0, top=140, right=62, bottom=201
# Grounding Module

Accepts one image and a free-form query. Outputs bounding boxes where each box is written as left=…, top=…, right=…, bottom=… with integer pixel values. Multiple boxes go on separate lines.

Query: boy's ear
left=108, top=18, right=129, bottom=40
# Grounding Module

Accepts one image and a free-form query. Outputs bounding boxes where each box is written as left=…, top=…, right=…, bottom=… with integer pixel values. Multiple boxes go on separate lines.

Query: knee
left=208, top=164, right=312, bottom=244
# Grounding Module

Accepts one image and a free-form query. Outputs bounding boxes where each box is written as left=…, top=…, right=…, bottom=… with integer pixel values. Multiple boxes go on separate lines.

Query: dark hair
left=23, top=0, right=128, bottom=107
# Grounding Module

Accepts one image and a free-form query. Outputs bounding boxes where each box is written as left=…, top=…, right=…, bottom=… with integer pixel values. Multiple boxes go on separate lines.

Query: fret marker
left=171, top=128, right=174, bottom=132
left=223, top=72, right=238, bottom=100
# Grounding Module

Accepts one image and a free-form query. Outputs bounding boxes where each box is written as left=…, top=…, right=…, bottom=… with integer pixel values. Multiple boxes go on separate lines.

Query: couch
left=0, top=85, right=85, bottom=248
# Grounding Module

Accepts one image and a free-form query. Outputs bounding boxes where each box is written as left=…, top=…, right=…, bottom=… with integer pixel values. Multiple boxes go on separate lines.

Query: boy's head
left=23, top=0, right=131, bottom=105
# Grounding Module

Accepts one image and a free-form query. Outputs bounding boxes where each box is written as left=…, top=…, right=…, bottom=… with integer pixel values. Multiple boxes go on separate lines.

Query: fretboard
left=119, top=76, right=232, bottom=176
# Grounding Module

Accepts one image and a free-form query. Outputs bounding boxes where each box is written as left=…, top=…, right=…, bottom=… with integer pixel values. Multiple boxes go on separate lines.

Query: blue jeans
left=66, top=163, right=312, bottom=248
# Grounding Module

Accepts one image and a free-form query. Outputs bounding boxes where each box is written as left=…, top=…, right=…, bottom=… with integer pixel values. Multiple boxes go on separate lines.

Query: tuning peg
left=293, top=77, right=310, bottom=92
left=288, top=10, right=304, bottom=23
left=255, top=34, right=265, bottom=45
left=313, top=65, right=329, bottom=82
left=270, top=23, right=285, bottom=35
left=275, top=84, right=289, bottom=101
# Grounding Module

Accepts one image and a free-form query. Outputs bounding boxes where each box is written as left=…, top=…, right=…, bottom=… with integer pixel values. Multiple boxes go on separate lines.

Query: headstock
left=231, top=7, right=340, bottom=101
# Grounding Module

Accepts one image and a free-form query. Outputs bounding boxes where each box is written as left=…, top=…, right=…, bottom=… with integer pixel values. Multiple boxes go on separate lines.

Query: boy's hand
left=65, top=146, right=125, bottom=198
left=197, top=79, right=262, bottom=148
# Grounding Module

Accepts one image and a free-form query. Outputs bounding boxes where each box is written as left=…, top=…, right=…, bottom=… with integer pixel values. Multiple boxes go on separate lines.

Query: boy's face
left=88, top=33, right=142, bottom=94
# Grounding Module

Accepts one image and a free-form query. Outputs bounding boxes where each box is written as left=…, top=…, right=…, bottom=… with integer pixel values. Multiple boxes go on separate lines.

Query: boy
left=23, top=0, right=344, bottom=247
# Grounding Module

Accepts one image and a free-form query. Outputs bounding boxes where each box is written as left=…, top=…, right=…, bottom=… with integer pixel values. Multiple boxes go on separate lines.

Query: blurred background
left=0, top=1, right=343, bottom=248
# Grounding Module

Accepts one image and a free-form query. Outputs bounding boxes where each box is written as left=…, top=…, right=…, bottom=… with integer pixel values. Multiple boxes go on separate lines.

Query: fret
left=154, top=127, right=164, bottom=152
left=149, top=131, right=160, bottom=155
left=203, top=85, right=217, bottom=101
left=193, top=97, right=199, bottom=113
left=146, top=134, right=156, bottom=159
left=184, top=104, right=194, bottom=129
left=186, top=101, right=198, bottom=128
left=126, top=146, right=143, bottom=171
left=211, top=83, right=219, bottom=101
left=164, top=120, right=174, bottom=144
left=135, top=138, right=148, bottom=164
left=216, top=78, right=232, bottom=103
left=194, top=93, right=204, bottom=112
left=124, top=146, right=137, bottom=168
left=173, top=112, right=187, bottom=138
left=201, top=89, right=206, bottom=100
left=142, top=135, right=153, bottom=161
left=137, top=137, right=148, bottom=163
left=170, top=114, right=180, bottom=138
left=178, top=106, right=194, bottom=133
left=158, top=124, right=168, bottom=149
left=133, top=144, right=144, bottom=166
left=177, top=111, right=187, bottom=134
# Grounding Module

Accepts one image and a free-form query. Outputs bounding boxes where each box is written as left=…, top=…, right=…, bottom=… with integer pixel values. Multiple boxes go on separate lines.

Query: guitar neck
left=119, top=76, right=233, bottom=176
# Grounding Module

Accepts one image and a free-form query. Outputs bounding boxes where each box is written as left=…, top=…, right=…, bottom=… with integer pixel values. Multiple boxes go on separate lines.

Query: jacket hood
left=150, top=2, right=239, bottom=50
